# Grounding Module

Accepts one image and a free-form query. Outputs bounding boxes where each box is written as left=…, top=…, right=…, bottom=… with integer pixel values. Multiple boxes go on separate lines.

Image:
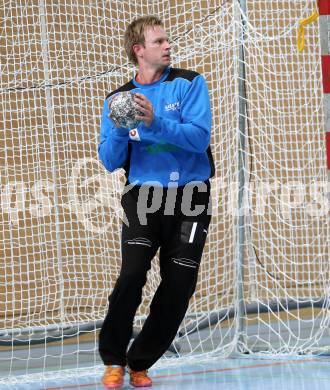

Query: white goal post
left=0, top=0, right=329, bottom=383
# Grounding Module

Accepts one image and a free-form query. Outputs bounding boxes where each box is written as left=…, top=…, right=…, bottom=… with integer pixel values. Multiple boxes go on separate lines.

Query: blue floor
left=1, top=357, right=330, bottom=390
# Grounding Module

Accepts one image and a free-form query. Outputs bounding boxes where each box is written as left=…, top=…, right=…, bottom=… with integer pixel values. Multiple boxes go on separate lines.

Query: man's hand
left=134, top=93, right=154, bottom=127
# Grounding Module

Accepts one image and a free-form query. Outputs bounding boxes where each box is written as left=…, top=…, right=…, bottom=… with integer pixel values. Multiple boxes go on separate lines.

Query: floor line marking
left=41, top=358, right=319, bottom=390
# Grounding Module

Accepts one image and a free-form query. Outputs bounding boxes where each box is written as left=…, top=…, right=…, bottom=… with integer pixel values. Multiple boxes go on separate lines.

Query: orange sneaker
left=101, top=365, right=125, bottom=388
left=128, top=368, right=152, bottom=387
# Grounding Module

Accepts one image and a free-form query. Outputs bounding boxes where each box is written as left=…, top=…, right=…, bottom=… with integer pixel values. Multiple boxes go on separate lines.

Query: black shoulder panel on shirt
left=106, top=80, right=136, bottom=99
left=165, top=68, right=200, bottom=82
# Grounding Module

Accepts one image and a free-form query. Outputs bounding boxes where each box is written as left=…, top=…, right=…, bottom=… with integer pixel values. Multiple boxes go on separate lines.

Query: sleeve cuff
left=148, top=115, right=162, bottom=133
left=113, top=127, right=129, bottom=140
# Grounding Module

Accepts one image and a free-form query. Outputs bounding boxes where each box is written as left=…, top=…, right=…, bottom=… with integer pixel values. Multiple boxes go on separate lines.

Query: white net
left=0, top=0, right=329, bottom=383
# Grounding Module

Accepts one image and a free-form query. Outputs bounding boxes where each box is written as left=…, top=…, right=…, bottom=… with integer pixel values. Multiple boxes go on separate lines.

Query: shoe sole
left=103, top=382, right=124, bottom=389
left=129, top=382, right=152, bottom=387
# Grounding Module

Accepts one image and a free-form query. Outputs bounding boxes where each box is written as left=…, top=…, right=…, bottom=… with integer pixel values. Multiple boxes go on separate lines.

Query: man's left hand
left=134, top=93, right=154, bottom=127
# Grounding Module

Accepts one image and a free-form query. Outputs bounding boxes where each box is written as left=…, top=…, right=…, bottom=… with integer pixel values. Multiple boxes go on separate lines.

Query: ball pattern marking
left=108, top=91, right=143, bottom=129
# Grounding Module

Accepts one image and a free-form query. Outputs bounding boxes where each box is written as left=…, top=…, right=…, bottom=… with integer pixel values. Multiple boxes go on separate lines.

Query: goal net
left=0, top=0, right=329, bottom=383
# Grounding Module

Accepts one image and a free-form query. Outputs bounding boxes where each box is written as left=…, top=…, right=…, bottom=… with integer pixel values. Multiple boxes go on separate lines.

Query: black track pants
left=99, top=181, right=211, bottom=371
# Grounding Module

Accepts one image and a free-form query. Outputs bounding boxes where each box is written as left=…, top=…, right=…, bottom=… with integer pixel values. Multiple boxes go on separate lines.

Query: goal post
left=0, top=0, right=329, bottom=383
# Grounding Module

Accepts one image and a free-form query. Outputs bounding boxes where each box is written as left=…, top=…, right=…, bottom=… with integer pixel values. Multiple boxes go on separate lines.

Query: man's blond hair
left=124, top=16, right=163, bottom=65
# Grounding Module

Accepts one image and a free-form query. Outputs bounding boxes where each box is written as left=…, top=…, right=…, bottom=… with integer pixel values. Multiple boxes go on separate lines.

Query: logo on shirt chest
left=164, top=101, right=180, bottom=111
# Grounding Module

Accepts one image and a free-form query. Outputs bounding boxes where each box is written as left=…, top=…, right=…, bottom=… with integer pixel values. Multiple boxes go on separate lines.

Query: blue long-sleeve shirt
left=98, top=67, right=215, bottom=187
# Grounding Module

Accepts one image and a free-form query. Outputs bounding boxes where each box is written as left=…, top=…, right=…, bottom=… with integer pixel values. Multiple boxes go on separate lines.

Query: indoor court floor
left=1, top=321, right=330, bottom=390
left=1, top=357, right=330, bottom=390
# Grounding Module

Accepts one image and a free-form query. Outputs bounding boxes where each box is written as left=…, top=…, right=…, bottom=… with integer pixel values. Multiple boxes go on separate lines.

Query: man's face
left=135, top=26, right=171, bottom=69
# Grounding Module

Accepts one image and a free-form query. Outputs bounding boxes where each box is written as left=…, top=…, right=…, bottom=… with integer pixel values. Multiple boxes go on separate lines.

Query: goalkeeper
left=98, top=15, right=215, bottom=389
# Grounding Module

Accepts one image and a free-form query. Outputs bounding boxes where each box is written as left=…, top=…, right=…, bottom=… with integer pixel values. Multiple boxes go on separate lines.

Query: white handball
left=108, top=91, right=143, bottom=129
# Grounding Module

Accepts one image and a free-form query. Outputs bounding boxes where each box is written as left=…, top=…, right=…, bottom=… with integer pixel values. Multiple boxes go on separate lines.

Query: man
left=98, top=15, right=214, bottom=388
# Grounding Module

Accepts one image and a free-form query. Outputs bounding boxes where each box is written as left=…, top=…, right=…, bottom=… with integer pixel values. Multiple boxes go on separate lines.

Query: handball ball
left=108, top=91, right=143, bottom=129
